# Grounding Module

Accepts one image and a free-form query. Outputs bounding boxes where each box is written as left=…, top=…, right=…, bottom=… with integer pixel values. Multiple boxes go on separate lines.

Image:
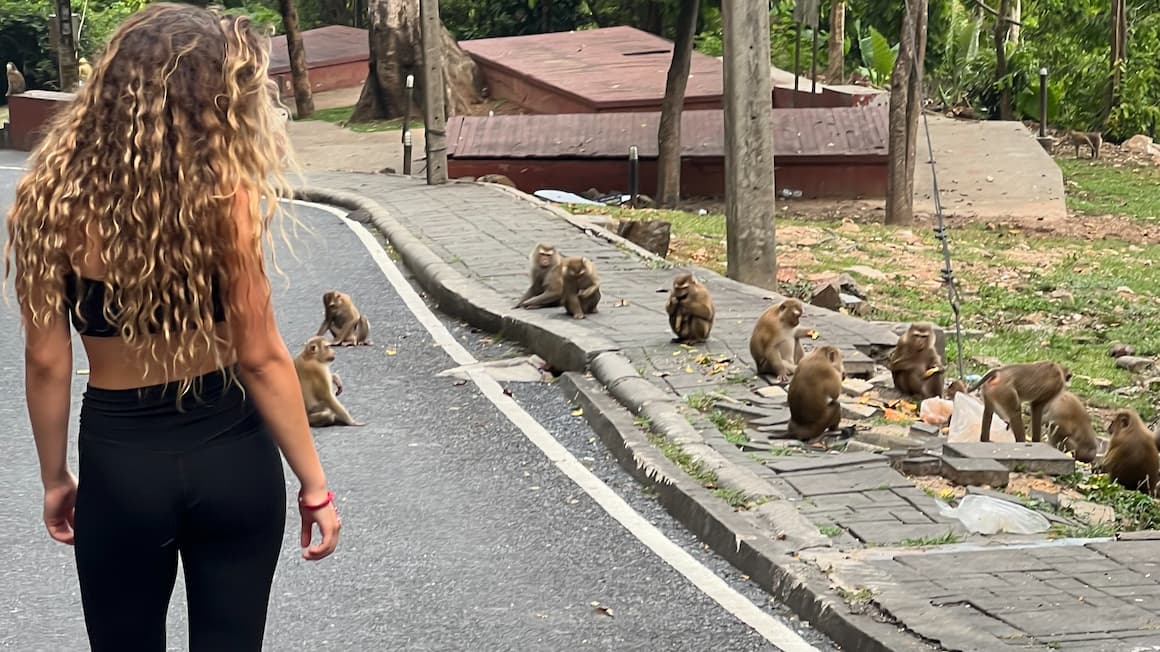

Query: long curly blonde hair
left=5, top=3, right=297, bottom=390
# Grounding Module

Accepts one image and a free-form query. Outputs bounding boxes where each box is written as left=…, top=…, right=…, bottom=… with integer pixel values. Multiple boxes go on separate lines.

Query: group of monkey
left=515, top=242, right=1160, bottom=497
left=293, top=290, right=372, bottom=428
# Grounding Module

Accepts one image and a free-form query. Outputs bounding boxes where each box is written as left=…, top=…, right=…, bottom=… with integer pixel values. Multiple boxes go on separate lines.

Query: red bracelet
left=298, top=490, right=335, bottom=511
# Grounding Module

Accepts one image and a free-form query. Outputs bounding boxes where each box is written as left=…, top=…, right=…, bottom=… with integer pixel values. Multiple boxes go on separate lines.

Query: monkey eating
left=5, top=62, right=26, bottom=97
left=786, top=345, right=846, bottom=441
left=514, top=243, right=564, bottom=309
left=294, top=336, right=364, bottom=427
left=749, top=298, right=814, bottom=383
left=1101, top=409, right=1159, bottom=496
left=971, top=361, right=1070, bottom=444
left=1044, top=391, right=1098, bottom=464
left=1068, top=130, right=1103, bottom=160
left=666, top=272, right=715, bottom=343
left=561, top=256, right=601, bottom=319
left=887, top=322, right=945, bottom=400
left=317, top=290, right=372, bottom=346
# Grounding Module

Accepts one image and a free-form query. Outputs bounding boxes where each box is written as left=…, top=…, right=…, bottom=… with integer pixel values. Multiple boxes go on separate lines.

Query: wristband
left=298, top=490, right=335, bottom=511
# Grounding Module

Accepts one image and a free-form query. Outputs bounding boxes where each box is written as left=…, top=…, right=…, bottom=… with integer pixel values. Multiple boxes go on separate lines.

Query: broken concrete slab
left=942, top=442, right=1075, bottom=476
left=941, top=456, right=1010, bottom=487
left=846, top=522, right=963, bottom=546
left=755, top=385, right=787, bottom=400
left=842, top=378, right=874, bottom=396
left=783, top=466, right=912, bottom=497
left=841, top=402, right=880, bottom=419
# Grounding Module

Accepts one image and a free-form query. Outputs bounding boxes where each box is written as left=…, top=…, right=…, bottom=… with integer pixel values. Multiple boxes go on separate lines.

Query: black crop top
left=63, top=273, right=227, bottom=337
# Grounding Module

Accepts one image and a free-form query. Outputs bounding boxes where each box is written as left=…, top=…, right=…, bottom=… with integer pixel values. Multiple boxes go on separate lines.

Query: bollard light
left=628, top=146, right=640, bottom=208
left=1038, top=67, right=1049, bottom=138
left=403, top=130, right=413, bottom=176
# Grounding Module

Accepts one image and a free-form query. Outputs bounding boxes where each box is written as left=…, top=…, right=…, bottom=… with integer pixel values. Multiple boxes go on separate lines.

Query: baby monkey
left=666, top=272, right=715, bottom=343
left=515, top=243, right=564, bottom=309
left=317, top=290, right=372, bottom=346
left=295, top=336, right=364, bottom=427
left=561, top=256, right=601, bottom=319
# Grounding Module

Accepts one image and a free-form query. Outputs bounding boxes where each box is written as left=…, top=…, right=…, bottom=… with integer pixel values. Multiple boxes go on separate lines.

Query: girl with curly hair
left=5, top=4, right=340, bottom=649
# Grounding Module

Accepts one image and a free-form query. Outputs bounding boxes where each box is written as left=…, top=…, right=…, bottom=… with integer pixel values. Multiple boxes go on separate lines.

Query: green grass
left=708, top=410, right=748, bottom=446
left=820, top=525, right=843, bottom=537
left=305, top=105, right=405, bottom=133
left=685, top=392, right=718, bottom=412
left=900, top=531, right=963, bottom=547
left=1056, top=159, right=1160, bottom=220
left=1059, top=472, right=1160, bottom=531
left=837, top=587, right=874, bottom=606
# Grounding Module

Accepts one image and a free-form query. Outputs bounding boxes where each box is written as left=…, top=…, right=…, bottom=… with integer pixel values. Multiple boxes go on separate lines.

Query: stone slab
left=749, top=411, right=791, bottom=426
left=783, top=465, right=912, bottom=496
left=847, top=522, right=962, bottom=546
left=942, top=441, right=1075, bottom=476
left=765, top=452, right=888, bottom=474
left=941, top=456, right=1010, bottom=487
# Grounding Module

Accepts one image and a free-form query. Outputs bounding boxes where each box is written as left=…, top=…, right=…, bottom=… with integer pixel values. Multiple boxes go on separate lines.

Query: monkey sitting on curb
left=561, top=256, right=601, bottom=319
left=749, top=298, right=816, bottom=383
left=786, top=345, right=846, bottom=441
left=294, top=336, right=364, bottom=427
left=888, top=322, right=944, bottom=400
left=515, top=243, right=564, bottom=309
left=666, top=272, right=715, bottom=343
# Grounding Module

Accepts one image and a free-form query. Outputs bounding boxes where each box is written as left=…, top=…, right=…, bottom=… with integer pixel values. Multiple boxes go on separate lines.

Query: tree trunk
left=279, top=0, right=315, bottom=118
left=1102, top=0, right=1126, bottom=127
left=722, top=0, right=778, bottom=288
left=826, top=1, right=845, bottom=82
left=656, top=0, right=699, bottom=208
left=902, top=0, right=928, bottom=215
left=1008, top=0, right=1021, bottom=46
left=351, top=0, right=482, bottom=122
left=993, top=0, right=1013, bottom=120
left=884, top=0, right=922, bottom=225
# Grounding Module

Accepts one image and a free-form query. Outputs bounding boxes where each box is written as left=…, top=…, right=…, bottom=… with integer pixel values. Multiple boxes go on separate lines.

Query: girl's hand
left=298, top=489, right=341, bottom=561
left=43, top=472, right=78, bottom=545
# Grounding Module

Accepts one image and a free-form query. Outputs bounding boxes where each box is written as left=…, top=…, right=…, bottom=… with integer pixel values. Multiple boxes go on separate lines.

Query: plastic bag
left=946, top=392, right=1014, bottom=443
left=919, top=397, right=954, bottom=426
left=936, top=494, right=1051, bottom=535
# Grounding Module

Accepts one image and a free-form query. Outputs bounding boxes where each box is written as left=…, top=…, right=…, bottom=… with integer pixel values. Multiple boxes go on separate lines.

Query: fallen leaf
left=571, top=407, right=584, bottom=417
left=386, top=348, right=398, bottom=356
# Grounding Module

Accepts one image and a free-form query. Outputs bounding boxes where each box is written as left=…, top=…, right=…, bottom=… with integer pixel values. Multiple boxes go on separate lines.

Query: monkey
left=1044, top=391, right=1098, bottom=464
left=945, top=379, right=968, bottom=401
left=514, top=243, right=564, bottom=309
left=1068, top=130, right=1103, bottom=160
left=971, top=361, right=1070, bottom=444
left=5, top=63, right=26, bottom=97
left=1101, top=409, right=1159, bottom=496
left=786, top=345, right=846, bottom=441
left=560, top=256, right=601, bottom=319
left=665, top=272, right=715, bottom=343
left=294, top=336, right=364, bottom=427
left=749, top=298, right=815, bottom=383
left=887, top=322, right=945, bottom=400
left=317, top=290, right=372, bottom=346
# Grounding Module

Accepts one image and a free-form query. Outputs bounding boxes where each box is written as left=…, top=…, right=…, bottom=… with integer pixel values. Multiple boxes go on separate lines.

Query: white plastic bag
left=947, top=392, right=1014, bottom=443
left=919, top=397, right=954, bottom=426
left=936, top=494, right=1051, bottom=535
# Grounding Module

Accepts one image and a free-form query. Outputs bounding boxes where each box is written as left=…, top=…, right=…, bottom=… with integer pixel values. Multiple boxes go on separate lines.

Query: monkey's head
left=945, top=379, right=967, bottom=400
left=671, top=272, right=695, bottom=300
left=1108, top=409, right=1145, bottom=439
left=564, top=257, right=589, bottom=277
left=303, top=336, right=336, bottom=363
left=817, top=345, right=845, bottom=379
left=1073, top=440, right=1098, bottom=465
left=323, top=290, right=349, bottom=310
left=777, top=298, right=804, bottom=327
left=906, top=323, right=934, bottom=350
left=535, top=244, right=558, bottom=268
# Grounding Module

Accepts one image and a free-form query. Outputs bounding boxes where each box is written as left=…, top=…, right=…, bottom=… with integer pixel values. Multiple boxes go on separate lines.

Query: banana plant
left=853, top=18, right=898, bottom=87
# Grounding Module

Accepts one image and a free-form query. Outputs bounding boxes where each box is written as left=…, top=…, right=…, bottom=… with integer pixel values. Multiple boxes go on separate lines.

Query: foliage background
left=3, top=0, right=1158, bottom=140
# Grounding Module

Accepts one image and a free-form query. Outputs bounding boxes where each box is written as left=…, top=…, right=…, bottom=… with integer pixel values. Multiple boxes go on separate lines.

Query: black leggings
left=73, top=368, right=287, bottom=652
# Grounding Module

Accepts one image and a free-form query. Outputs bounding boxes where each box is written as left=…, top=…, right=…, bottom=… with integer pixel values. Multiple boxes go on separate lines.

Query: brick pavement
left=304, top=171, right=1160, bottom=652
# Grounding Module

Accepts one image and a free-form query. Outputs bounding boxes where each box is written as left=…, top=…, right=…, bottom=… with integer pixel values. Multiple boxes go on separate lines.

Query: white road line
left=0, top=165, right=27, bottom=171
left=291, top=198, right=820, bottom=652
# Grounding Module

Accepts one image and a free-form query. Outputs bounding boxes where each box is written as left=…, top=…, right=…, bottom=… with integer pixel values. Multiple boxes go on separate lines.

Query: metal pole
left=403, top=131, right=413, bottom=176
left=1038, top=67, right=1048, bottom=137
left=628, top=146, right=639, bottom=208
left=810, top=25, right=819, bottom=95
left=402, top=74, right=414, bottom=144
left=793, top=22, right=802, bottom=100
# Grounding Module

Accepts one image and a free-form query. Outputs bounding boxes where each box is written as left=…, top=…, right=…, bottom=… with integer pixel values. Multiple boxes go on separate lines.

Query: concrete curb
left=294, top=183, right=932, bottom=652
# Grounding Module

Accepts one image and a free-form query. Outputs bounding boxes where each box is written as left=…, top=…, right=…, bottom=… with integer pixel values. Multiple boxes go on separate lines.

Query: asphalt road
left=0, top=159, right=835, bottom=652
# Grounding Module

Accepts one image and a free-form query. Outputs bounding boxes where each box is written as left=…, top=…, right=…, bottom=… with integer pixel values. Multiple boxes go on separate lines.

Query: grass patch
left=1056, top=159, right=1160, bottom=221
left=820, top=525, right=843, bottom=537
left=1048, top=522, right=1117, bottom=539
left=900, top=531, right=962, bottom=547
left=305, top=105, right=405, bottom=133
left=708, top=410, right=748, bottom=446
left=837, top=587, right=874, bottom=606
left=1059, top=472, right=1160, bottom=531
left=685, top=392, right=718, bottom=411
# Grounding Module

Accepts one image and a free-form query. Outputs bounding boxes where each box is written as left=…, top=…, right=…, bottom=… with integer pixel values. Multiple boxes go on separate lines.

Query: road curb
left=293, top=183, right=931, bottom=652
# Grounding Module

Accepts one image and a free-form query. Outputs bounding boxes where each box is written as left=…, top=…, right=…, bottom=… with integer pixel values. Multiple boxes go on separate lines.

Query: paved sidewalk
left=301, top=171, right=1160, bottom=652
